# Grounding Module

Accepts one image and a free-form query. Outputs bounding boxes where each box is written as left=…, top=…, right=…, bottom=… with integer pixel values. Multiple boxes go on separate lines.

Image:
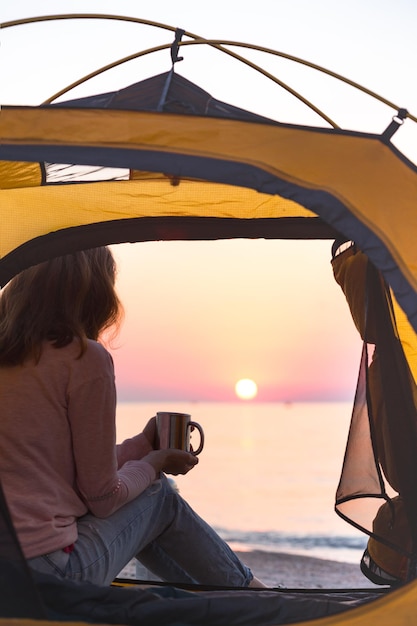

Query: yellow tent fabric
left=0, top=160, right=43, bottom=189
left=0, top=178, right=313, bottom=258
left=2, top=104, right=417, bottom=334
left=295, top=579, right=417, bottom=626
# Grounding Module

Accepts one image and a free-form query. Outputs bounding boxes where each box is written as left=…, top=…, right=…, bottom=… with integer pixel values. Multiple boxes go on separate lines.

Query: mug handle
left=188, top=421, right=204, bottom=455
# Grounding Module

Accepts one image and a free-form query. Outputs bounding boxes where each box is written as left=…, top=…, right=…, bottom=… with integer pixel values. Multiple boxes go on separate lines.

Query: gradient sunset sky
left=2, top=0, right=417, bottom=402
left=110, top=239, right=362, bottom=401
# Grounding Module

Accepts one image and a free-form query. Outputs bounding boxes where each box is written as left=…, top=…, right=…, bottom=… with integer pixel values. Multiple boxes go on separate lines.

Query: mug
left=156, top=412, right=204, bottom=456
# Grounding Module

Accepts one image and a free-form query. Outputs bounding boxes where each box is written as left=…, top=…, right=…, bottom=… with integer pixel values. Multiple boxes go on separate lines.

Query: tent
left=2, top=13, right=417, bottom=625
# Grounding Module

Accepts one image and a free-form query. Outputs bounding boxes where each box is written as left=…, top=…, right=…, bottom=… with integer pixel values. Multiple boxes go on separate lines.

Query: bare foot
left=249, top=575, right=268, bottom=588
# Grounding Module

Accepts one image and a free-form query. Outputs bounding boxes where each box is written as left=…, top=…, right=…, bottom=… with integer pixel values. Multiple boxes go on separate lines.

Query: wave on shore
left=215, top=527, right=368, bottom=564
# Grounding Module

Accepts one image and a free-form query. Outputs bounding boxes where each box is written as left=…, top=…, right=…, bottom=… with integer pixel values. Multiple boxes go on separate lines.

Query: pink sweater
left=0, top=339, right=156, bottom=559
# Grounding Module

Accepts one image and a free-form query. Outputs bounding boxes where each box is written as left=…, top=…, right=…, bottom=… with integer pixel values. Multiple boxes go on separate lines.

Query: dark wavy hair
left=0, top=247, right=123, bottom=365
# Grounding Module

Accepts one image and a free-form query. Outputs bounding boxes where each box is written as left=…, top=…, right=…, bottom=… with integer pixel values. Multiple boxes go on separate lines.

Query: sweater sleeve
left=116, top=432, right=154, bottom=468
left=67, top=342, right=157, bottom=518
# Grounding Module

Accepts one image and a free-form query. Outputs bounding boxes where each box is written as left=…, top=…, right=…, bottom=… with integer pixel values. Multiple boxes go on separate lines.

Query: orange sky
left=110, top=239, right=362, bottom=402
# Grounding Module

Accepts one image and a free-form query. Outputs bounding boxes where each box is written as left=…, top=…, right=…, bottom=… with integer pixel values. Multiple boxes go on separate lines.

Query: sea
left=116, top=401, right=368, bottom=568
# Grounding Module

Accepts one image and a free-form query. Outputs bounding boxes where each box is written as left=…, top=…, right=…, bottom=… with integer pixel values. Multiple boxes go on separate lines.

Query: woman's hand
left=142, top=416, right=157, bottom=448
left=142, top=449, right=198, bottom=476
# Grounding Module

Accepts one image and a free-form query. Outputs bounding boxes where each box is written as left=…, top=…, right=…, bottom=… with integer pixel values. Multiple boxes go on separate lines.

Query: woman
left=0, top=247, right=265, bottom=588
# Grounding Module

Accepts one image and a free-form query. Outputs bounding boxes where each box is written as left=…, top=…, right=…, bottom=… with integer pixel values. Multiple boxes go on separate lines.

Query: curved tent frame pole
left=3, top=14, right=417, bottom=127
left=41, top=40, right=339, bottom=127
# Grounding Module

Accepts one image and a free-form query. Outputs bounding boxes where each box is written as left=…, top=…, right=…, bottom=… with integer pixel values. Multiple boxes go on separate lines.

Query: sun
left=235, top=378, right=258, bottom=400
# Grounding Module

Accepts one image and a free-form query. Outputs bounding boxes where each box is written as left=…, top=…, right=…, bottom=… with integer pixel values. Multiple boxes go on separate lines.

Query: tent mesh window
left=333, top=243, right=417, bottom=584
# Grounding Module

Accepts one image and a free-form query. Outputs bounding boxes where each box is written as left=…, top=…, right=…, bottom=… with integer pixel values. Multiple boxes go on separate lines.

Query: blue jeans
left=28, top=475, right=253, bottom=587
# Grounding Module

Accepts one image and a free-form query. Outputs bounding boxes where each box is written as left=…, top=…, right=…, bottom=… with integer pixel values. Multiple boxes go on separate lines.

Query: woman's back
left=0, top=338, right=116, bottom=558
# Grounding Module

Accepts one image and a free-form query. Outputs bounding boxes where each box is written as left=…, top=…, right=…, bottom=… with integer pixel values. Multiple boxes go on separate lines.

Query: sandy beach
left=236, top=550, right=378, bottom=589
left=124, top=550, right=379, bottom=590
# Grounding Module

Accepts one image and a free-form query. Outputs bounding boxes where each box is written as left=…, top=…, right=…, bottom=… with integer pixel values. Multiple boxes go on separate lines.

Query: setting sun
left=235, top=378, right=258, bottom=400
